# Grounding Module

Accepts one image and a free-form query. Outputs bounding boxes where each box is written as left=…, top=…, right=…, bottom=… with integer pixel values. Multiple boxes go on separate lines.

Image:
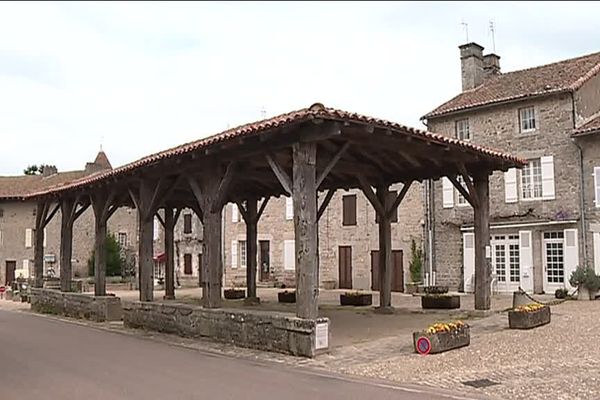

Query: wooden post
left=91, top=190, right=116, bottom=297
left=33, top=202, right=47, bottom=288
left=203, top=204, right=223, bottom=308
left=245, top=199, right=258, bottom=299
left=137, top=180, right=155, bottom=302
left=59, top=199, right=76, bottom=292
left=376, top=185, right=393, bottom=310
left=163, top=207, right=178, bottom=300
left=473, top=173, right=491, bottom=310
left=293, top=142, right=319, bottom=320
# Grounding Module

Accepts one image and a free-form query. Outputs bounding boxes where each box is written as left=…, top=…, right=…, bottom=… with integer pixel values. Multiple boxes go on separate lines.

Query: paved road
left=0, top=310, right=481, bottom=400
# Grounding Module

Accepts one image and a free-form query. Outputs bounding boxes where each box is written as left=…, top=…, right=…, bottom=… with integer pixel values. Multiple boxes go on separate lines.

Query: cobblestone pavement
left=4, top=293, right=598, bottom=399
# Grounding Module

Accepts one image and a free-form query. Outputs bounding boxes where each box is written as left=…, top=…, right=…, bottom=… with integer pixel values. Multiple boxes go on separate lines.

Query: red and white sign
left=0, top=286, right=6, bottom=294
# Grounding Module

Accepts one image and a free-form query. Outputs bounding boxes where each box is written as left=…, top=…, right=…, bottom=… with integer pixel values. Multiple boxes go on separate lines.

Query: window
left=184, top=253, right=192, bottom=275
left=285, top=197, right=293, bottom=220
left=456, top=176, right=469, bottom=206
left=521, top=158, right=542, bottom=199
left=595, top=167, right=600, bottom=208
left=455, top=119, right=470, bottom=140
left=183, top=213, right=192, bottom=234
left=239, top=240, right=247, bottom=268
left=118, top=232, right=128, bottom=248
left=519, top=106, right=536, bottom=132
left=25, top=229, right=33, bottom=248
left=342, top=194, right=357, bottom=226
left=283, top=240, right=295, bottom=270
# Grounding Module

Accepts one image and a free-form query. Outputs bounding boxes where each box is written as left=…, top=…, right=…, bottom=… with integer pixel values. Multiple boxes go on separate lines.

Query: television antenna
left=460, top=20, right=469, bottom=42
left=489, top=20, right=497, bottom=52
left=260, top=106, right=266, bottom=119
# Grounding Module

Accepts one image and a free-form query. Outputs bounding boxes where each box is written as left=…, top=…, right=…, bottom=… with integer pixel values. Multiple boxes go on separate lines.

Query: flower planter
left=423, top=285, right=449, bottom=295
left=406, top=283, right=420, bottom=295
left=224, top=289, right=246, bottom=300
left=508, top=305, right=551, bottom=329
left=278, top=291, right=296, bottom=303
left=421, top=295, right=460, bottom=309
left=413, top=325, right=470, bottom=355
left=340, top=293, right=372, bottom=306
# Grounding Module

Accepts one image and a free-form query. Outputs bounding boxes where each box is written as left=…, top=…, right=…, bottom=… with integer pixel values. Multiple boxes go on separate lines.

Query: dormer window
left=455, top=119, right=470, bottom=141
left=519, top=106, right=536, bottom=133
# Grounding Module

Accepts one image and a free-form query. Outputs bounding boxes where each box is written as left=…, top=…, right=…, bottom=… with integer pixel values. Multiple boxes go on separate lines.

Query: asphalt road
left=0, top=310, right=480, bottom=400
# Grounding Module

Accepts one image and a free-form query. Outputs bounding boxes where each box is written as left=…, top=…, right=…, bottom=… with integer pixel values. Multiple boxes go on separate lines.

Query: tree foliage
left=88, top=234, right=124, bottom=277
left=409, top=238, right=424, bottom=283
left=23, top=164, right=56, bottom=175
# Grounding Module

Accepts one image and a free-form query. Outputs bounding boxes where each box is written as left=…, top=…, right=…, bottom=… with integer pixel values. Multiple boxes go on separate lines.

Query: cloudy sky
left=0, top=1, right=598, bottom=175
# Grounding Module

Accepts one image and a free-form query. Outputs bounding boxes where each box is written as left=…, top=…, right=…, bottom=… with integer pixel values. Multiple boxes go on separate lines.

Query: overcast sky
left=0, top=1, right=598, bottom=175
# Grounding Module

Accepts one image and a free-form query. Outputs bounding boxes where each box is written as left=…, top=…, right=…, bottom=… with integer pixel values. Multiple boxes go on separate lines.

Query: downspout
left=570, top=92, right=588, bottom=266
left=422, top=118, right=435, bottom=285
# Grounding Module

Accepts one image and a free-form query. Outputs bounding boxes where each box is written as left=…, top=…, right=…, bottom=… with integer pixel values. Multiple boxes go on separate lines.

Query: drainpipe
left=571, top=92, right=588, bottom=266
left=421, top=119, right=435, bottom=285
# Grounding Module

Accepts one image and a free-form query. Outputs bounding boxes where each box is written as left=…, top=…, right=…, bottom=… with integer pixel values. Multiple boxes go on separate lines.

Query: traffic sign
left=416, top=336, right=432, bottom=355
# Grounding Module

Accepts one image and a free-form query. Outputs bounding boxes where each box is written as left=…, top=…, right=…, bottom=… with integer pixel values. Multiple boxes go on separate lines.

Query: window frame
left=518, top=106, right=537, bottom=133
left=239, top=240, right=247, bottom=268
left=594, top=167, right=600, bottom=208
left=520, top=158, right=543, bottom=201
left=342, top=194, right=357, bottom=226
left=455, top=118, right=471, bottom=141
left=183, top=213, right=193, bottom=234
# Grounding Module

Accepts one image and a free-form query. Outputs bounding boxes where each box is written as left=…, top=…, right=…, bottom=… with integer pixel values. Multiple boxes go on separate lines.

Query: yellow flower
left=425, top=320, right=466, bottom=334
left=514, top=303, right=544, bottom=313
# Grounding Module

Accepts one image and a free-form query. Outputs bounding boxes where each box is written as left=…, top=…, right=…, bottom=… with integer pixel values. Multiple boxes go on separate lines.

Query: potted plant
left=554, top=288, right=569, bottom=299
left=413, top=320, right=470, bottom=355
left=508, top=303, right=551, bottom=329
left=406, top=239, right=423, bottom=294
left=340, top=291, right=373, bottom=306
left=278, top=290, right=296, bottom=303
left=569, top=266, right=600, bottom=301
left=224, top=283, right=245, bottom=300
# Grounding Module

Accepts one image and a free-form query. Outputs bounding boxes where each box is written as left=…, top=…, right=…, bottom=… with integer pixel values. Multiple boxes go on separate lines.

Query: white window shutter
left=541, top=156, right=555, bottom=200
left=563, top=228, right=578, bottom=289
left=231, top=204, right=239, bottom=223
left=43, top=228, right=47, bottom=248
left=593, top=232, right=600, bottom=275
left=518, top=231, right=533, bottom=292
left=442, top=177, right=454, bottom=208
left=22, top=259, right=30, bottom=274
left=285, top=197, right=293, bottom=220
left=25, top=229, right=32, bottom=248
left=463, top=233, right=475, bottom=293
left=504, top=168, right=518, bottom=203
left=231, top=240, right=238, bottom=268
left=284, top=240, right=295, bottom=270
left=594, top=167, right=600, bottom=207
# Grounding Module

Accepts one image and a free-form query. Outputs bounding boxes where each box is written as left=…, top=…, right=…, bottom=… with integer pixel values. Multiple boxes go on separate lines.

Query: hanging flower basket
left=508, top=303, right=551, bottom=329
left=413, top=321, right=470, bottom=355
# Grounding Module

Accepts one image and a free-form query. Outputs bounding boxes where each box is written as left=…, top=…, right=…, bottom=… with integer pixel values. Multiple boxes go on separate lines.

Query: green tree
left=23, top=164, right=56, bottom=175
left=88, top=234, right=123, bottom=277
left=409, top=238, right=423, bottom=283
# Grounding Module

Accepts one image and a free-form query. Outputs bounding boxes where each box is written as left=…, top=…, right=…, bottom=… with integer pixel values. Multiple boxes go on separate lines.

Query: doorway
left=491, top=235, right=521, bottom=292
left=371, top=250, right=404, bottom=292
left=543, top=231, right=565, bottom=291
left=338, top=246, right=353, bottom=289
left=259, top=241, right=270, bottom=282
left=5, top=261, right=16, bottom=286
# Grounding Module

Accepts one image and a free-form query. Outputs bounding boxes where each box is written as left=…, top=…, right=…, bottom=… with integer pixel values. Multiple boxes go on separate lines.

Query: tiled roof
left=573, top=115, right=600, bottom=137
left=0, top=171, right=88, bottom=200
left=423, top=51, right=600, bottom=119
left=27, top=103, right=525, bottom=199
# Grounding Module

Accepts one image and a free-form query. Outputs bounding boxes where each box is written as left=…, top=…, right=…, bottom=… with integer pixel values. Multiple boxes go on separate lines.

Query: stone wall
left=30, top=288, right=122, bottom=322
left=123, top=301, right=329, bottom=358
left=579, top=135, right=600, bottom=268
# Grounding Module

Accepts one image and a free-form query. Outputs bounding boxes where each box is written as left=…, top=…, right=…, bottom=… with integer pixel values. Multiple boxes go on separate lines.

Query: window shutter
left=541, top=156, right=555, bottom=200
left=231, top=204, right=239, bottom=223
left=594, top=167, right=600, bottom=207
left=231, top=240, right=238, bottom=268
left=504, top=168, right=518, bottom=203
left=43, top=228, right=47, bottom=248
left=594, top=232, right=600, bottom=274
left=285, top=197, right=293, bottom=220
left=463, top=233, right=475, bottom=293
left=23, top=259, right=30, bottom=273
left=518, top=231, right=533, bottom=292
left=153, top=217, right=160, bottom=240
left=563, top=229, right=578, bottom=289
left=25, top=229, right=32, bottom=248
left=442, top=177, right=454, bottom=208
left=284, top=240, right=295, bottom=270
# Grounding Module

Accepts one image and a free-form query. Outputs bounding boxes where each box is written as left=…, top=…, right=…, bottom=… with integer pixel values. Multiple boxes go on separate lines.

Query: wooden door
left=338, top=246, right=352, bottom=289
left=5, top=261, right=16, bottom=286
left=197, top=254, right=203, bottom=287
left=371, top=251, right=380, bottom=291
left=259, top=241, right=270, bottom=281
left=371, top=250, right=404, bottom=292
left=184, top=254, right=192, bottom=275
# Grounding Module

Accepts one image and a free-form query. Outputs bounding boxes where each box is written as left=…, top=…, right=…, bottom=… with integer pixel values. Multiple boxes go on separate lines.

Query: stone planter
left=578, top=286, right=593, bottom=301
left=421, top=295, right=460, bottom=309
left=340, top=293, right=372, bottom=306
left=278, top=291, right=296, bottom=303
left=509, top=306, right=551, bottom=329
left=406, top=283, right=420, bottom=295
left=322, top=280, right=337, bottom=290
left=224, top=289, right=246, bottom=300
left=413, top=325, right=470, bottom=355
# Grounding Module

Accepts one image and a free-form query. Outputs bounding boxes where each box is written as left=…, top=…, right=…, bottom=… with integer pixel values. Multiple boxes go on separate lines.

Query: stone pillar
left=33, top=202, right=46, bottom=288
left=59, top=199, right=76, bottom=292
left=292, top=142, right=319, bottom=320
left=245, top=199, right=258, bottom=300
left=376, top=185, right=393, bottom=310
left=473, top=173, right=491, bottom=310
left=164, top=207, right=175, bottom=300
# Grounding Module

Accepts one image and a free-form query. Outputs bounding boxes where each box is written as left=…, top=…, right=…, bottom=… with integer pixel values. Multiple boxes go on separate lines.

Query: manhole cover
left=462, top=379, right=499, bottom=388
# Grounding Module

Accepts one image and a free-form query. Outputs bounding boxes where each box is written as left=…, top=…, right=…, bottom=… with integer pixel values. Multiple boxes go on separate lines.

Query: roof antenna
left=260, top=106, right=266, bottom=119
left=460, top=20, right=469, bottom=43
left=100, top=135, right=104, bottom=152
left=489, top=20, right=496, bottom=53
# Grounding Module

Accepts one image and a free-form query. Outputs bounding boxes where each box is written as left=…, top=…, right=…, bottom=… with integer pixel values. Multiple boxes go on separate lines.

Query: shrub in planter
left=424, top=286, right=449, bottom=295
left=406, top=239, right=424, bottom=294
left=508, top=303, right=551, bottom=329
left=278, top=290, right=296, bottom=303
left=413, top=320, right=470, bottom=355
left=555, top=288, right=569, bottom=299
left=421, top=294, right=460, bottom=309
left=224, top=288, right=246, bottom=300
left=340, top=291, right=372, bottom=306
left=569, top=266, right=600, bottom=300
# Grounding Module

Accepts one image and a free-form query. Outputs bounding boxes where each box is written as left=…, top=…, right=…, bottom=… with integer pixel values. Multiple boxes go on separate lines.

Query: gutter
left=570, top=92, right=588, bottom=266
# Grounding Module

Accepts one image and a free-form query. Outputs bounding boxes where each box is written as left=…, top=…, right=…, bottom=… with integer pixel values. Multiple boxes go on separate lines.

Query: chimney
left=459, top=42, right=484, bottom=91
left=483, top=53, right=501, bottom=76
left=41, top=165, right=57, bottom=177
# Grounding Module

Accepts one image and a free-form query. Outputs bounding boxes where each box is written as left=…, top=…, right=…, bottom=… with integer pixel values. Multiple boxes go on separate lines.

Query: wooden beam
left=43, top=203, right=60, bottom=227
left=106, top=204, right=120, bottom=220
left=235, top=201, right=250, bottom=223
left=316, top=142, right=350, bottom=187
left=317, top=189, right=335, bottom=221
left=146, top=177, right=166, bottom=220
left=266, top=153, right=292, bottom=196
left=386, top=181, right=413, bottom=219
left=257, top=197, right=270, bottom=220
left=155, top=212, right=166, bottom=228
left=186, top=175, right=204, bottom=206
left=457, top=163, right=479, bottom=208
left=357, top=174, right=385, bottom=216
left=212, top=161, right=237, bottom=212
left=448, top=175, right=477, bottom=209
left=72, top=202, right=90, bottom=222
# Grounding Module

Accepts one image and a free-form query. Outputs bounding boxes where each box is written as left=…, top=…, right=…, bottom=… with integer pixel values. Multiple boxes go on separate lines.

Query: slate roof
left=423, top=51, right=600, bottom=119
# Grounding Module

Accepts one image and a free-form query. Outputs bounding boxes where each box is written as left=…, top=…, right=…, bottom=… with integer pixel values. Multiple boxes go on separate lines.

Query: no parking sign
left=415, top=336, right=432, bottom=355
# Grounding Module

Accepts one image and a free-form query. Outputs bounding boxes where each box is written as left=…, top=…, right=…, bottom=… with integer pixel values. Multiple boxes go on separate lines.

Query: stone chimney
left=41, top=165, right=58, bottom=177
left=483, top=53, right=501, bottom=76
left=85, top=150, right=113, bottom=174
left=459, top=42, right=485, bottom=91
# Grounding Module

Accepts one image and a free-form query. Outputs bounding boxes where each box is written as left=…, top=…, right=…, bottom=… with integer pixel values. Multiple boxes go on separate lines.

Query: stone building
left=0, top=152, right=139, bottom=285
left=422, top=43, right=600, bottom=294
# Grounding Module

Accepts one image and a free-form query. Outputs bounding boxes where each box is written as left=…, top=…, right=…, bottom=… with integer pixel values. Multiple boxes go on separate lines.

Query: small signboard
left=416, top=336, right=432, bottom=355
left=315, top=322, right=328, bottom=350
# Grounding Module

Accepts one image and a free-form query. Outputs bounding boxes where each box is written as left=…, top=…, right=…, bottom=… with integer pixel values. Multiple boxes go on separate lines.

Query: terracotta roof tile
left=573, top=114, right=600, bottom=137
left=0, top=171, right=88, bottom=200
left=423, top=51, right=600, bottom=119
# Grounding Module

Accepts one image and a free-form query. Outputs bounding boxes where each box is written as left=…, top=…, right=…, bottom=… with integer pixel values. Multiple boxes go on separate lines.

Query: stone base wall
left=123, top=301, right=329, bottom=358
left=30, top=288, right=123, bottom=322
